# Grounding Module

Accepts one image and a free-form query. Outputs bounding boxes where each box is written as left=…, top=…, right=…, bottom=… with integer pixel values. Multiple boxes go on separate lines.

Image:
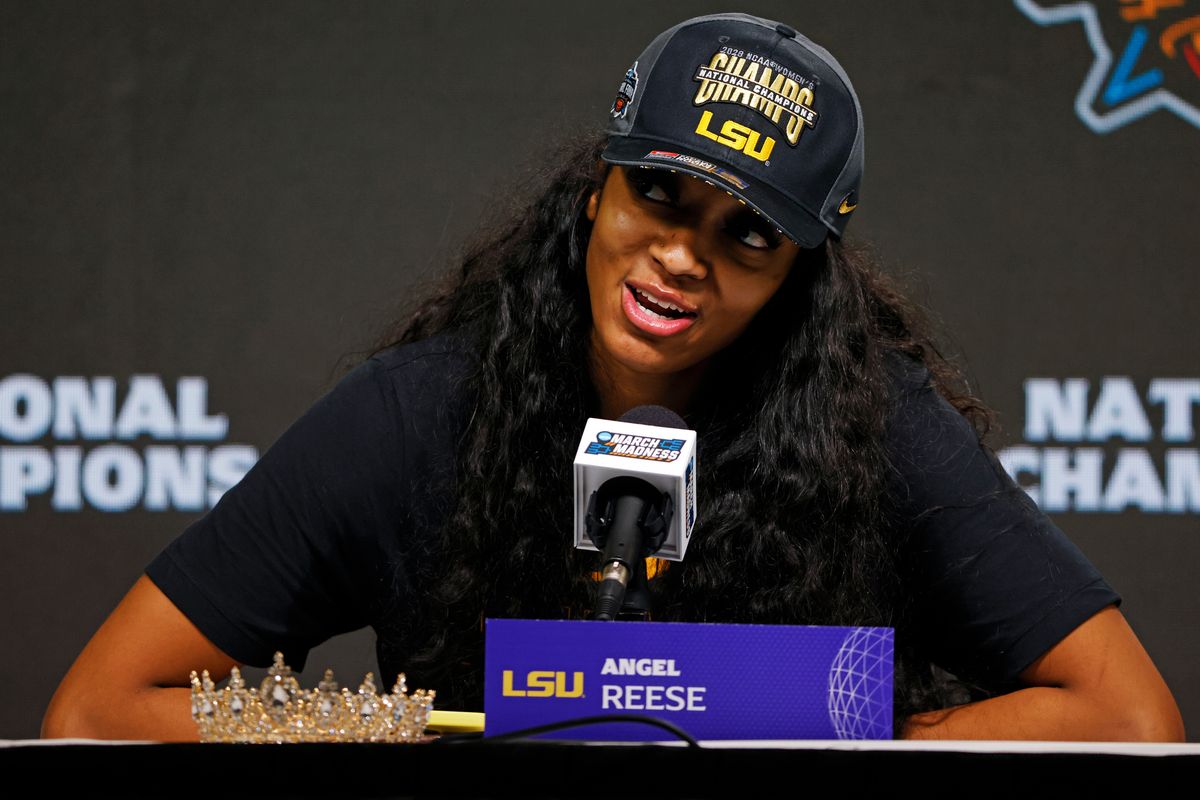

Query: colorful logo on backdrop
left=1014, top=1, right=1200, bottom=132
left=0, top=374, right=258, bottom=512
left=998, top=377, right=1200, bottom=513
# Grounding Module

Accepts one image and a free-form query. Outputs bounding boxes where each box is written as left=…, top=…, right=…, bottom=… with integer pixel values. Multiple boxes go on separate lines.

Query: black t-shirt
left=146, top=332, right=1119, bottom=694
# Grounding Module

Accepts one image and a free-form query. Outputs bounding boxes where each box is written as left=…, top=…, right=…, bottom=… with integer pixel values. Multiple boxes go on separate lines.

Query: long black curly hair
left=371, top=133, right=993, bottom=732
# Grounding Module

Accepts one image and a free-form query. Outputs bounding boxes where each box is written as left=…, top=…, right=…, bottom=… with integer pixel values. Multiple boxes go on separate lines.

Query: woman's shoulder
left=359, top=330, right=480, bottom=447
left=881, top=348, right=934, bottom=397
left=369, top=328, right=480, bottom=376
left=362, top=329, right=479, bottom=404
left=879, top=348, right=994, bottom=503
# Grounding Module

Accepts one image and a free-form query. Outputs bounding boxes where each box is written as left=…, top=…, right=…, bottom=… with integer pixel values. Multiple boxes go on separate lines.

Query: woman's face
left=585, top=165, right=802, bottom=380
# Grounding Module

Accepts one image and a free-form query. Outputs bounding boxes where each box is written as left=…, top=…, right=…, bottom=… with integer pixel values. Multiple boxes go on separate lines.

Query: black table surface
left=3, top=738, right=1199, bottom=797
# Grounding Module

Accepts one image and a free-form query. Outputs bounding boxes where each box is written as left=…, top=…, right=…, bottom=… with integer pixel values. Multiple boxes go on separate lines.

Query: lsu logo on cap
left=690, top=46, right=821, bottom=163
left=693, top=110, right=775, bottom=161
left=692, top=47, right=819, bottom=143
left=1015, top=0, right=1200, bottom=132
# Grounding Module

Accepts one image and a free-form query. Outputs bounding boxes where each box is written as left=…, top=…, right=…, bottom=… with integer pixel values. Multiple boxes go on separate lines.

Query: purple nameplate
left=484, top=619, right=893, bottom=741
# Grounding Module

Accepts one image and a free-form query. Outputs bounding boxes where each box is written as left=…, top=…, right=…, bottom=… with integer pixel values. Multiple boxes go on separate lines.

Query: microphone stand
left=616, top=556, right=651, bottom=621
left=587, top=476, right=672, bottom=621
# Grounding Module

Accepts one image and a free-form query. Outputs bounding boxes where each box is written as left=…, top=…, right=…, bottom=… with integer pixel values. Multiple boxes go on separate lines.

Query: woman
left=43, top=13, right=1183, bottom=741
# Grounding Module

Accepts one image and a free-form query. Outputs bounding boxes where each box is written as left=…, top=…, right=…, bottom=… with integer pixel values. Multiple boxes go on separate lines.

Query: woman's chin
left=607, top=334, right=708, bottom=377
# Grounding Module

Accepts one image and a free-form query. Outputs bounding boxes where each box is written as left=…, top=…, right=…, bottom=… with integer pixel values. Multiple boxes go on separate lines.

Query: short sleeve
left=885, top=358, right=1120, bottom=685
left=146, top=356, right=407, bottom=670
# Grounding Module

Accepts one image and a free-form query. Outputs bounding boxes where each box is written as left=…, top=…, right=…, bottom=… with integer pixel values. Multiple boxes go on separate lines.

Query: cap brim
left=601, top=136, right=831, bottom=249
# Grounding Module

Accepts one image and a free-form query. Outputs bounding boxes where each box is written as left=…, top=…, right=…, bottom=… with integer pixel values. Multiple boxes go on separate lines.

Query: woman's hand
left=902, top=605, right=1185, bottom=741
left=42, top=575, right=238, bottom=742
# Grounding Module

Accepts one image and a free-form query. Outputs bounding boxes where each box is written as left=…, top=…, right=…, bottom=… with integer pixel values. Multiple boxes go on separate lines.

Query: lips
left=622, top=283, right=698, bottom=336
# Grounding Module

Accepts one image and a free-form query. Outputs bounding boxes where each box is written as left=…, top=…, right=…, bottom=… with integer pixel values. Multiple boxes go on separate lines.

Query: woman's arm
left=901, top=605, right=1184, bottom=741
left=42, top=352, right=435, bottom=742
left=42, top=575, right=238, bottom=742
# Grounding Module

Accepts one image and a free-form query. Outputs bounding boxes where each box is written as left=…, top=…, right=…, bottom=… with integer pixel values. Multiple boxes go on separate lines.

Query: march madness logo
left=1015, top=0, right=1200, bottom=132
left=585, top=431, right=685, bottom=462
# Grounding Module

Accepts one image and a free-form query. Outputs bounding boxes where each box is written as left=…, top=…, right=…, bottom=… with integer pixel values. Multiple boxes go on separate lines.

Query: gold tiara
left=190, top=652, right=434, bottom=743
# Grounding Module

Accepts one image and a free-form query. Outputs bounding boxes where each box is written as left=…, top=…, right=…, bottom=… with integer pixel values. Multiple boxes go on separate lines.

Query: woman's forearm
left=901, top=684, right=1185, bottom=741
left=43, top=684, right=200, bottom=742
left=902, top=606, right=1184, bottom=742
left=42, top=575, right=238, bottom=742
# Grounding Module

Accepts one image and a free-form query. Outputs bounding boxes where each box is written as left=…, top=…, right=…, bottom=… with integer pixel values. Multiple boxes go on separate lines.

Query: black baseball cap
left=603, top=13, right=864, bottom=249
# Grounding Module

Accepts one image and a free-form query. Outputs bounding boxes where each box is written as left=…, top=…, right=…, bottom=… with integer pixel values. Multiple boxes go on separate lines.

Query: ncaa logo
left=1015, top=0, right=1200, bottom=132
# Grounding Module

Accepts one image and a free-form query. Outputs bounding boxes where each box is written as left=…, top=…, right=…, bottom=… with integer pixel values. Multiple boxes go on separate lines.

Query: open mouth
left=628, top=284, right=697, bottom=321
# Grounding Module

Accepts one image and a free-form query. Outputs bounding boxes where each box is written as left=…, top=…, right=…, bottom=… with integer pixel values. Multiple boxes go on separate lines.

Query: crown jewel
left=190, top=652, right=435, bottom=743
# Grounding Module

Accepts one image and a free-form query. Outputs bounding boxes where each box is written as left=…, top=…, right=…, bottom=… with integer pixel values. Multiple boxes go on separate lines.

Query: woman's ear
left=585, top=188, right=600, bottom=222
left=585, top=159, right=610, bottom=222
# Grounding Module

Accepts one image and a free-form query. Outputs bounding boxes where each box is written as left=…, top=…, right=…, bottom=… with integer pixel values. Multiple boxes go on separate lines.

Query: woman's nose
left=648, top=225, right=709, bottom=281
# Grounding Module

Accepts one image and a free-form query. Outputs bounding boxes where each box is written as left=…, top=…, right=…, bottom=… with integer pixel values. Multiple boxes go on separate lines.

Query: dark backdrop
left=3, top=0, right=1197, bottom=740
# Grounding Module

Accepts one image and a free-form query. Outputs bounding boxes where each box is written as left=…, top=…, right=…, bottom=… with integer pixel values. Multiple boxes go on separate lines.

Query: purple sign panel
left=484, top=619, right=893, bottom=741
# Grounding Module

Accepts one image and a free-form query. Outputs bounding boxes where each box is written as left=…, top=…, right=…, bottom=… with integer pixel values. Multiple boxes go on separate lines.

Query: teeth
left=635, top=287, right=690, bottom=315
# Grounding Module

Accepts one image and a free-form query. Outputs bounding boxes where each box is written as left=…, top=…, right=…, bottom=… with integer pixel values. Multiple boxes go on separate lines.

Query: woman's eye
left=738, top=229, right=771, bottom=249
left=727, top=217, right=778, bottom=250
left=631, top=171, right=672, bottom=203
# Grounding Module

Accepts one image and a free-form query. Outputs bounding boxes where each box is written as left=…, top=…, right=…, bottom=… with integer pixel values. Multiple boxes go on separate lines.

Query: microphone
left=573, top=406, right=698, bottom=620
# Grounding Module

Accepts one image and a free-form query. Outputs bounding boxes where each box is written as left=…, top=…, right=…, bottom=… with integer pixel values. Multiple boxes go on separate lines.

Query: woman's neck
left=588, top=335, right=708, bottom=421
